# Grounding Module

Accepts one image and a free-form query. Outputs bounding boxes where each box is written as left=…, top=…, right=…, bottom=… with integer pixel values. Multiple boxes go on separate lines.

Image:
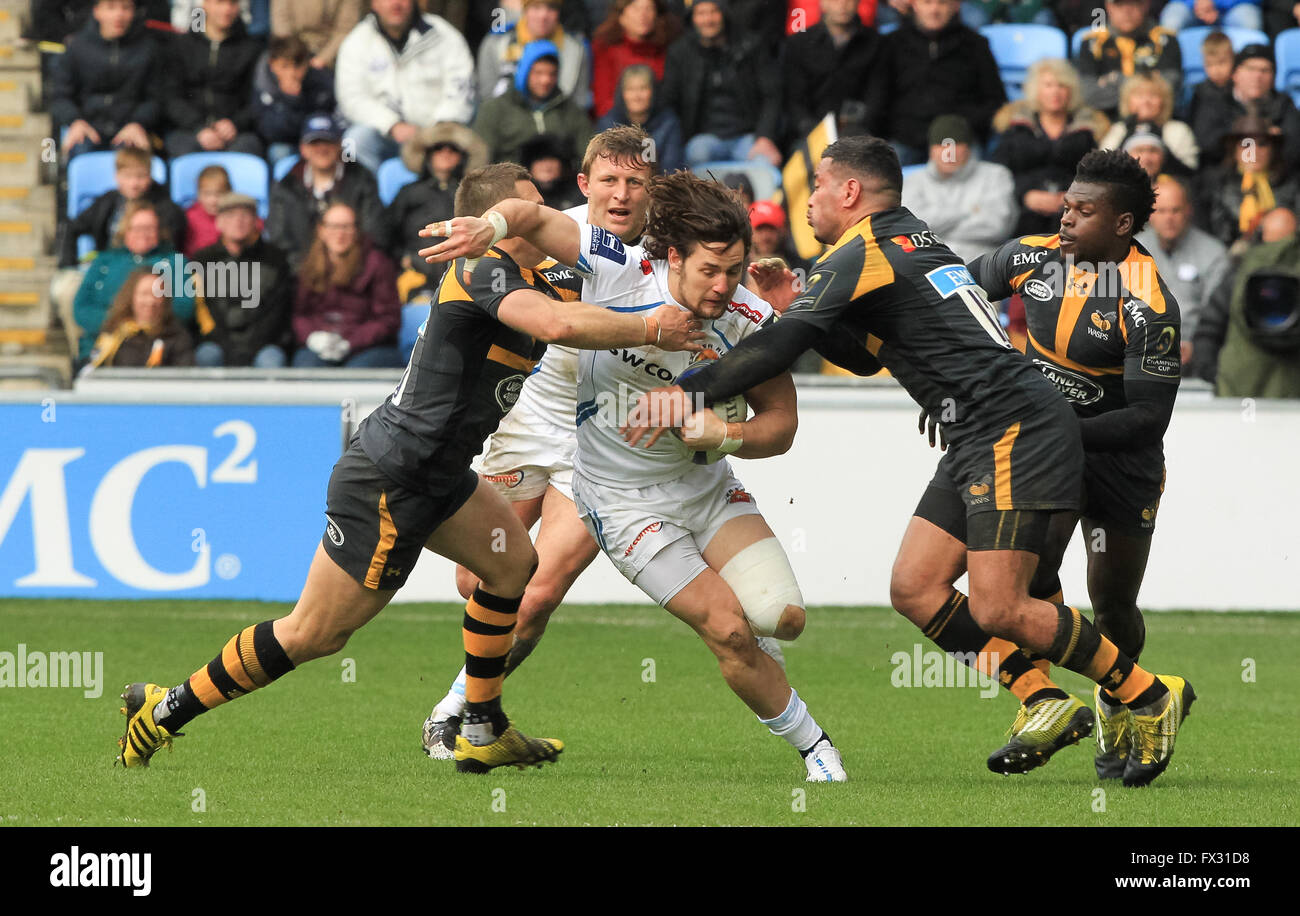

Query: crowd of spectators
left=29, top=0, right=1300, bottom=390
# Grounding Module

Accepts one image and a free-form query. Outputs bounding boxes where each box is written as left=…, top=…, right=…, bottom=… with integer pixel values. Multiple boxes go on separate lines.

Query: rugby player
left=906, top=150, right=1183, bottom=782
left=422, top=172, right=849, bottom=781
left=619, top=136, right=1195, bottom=788
left=113, top=163, right=703, bottom=773
left=421, top=128, right=656, bottom=759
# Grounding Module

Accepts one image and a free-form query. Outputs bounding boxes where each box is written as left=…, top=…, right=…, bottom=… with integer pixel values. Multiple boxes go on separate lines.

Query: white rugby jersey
left=571, top=221, right=775, bottom=488
left=492, top=205, right=590, bottom=433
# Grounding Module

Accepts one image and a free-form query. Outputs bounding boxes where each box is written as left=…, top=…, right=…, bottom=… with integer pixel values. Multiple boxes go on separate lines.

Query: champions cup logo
left=624, top=521, right=662, bottom=557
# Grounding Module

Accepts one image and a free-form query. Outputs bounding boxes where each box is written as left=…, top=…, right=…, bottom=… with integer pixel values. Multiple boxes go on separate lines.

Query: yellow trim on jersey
left=994, top=422, right=1020, bottom=511
left=438, top=259, right=474, bottom=303
left=1055, top=266, right=1095, bottom=357
left=821, top=215, right=896, bottom=299
left=1020, top=234, right=1061, bottom=249
left=1027, top=329, right=1124, bottom=376
left=487, top=344, right=537, bottom=373
left=866, top=333, right=883, bottom=356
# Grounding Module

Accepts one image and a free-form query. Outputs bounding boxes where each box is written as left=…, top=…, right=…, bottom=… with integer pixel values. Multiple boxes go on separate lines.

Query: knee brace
left=717, top=538, right=804, bottom=638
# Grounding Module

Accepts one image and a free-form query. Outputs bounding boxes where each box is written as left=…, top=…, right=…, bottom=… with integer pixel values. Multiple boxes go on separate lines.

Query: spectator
left=1186, top=31, right=1235, bottom=129
left=790, top=0, right=878, bottom=32
left=1195, top=115, right=1300, bottom=248
left=191, top=193, right=293, bottom=367
left=472, top=40, right=594, bottom=168
left=1122, top=129, right=1171, bottom=180
left=1100, top=72, right=1198, bottom=173
left=461, top=0, right=592, bottom=49
left=58, top=146, right=186, bottom=267
left=171, top=0, right=262, bottom=33
left=50, top=0, right=161, bottom=157
left=266, top=114, right=385, bottom=269
left=522, top=134, right=588, bottom=210
left=292, top=202, right=404, bottom=368
left=386, top=122, right=489, bottom=292
left=1192, top=44, right=1300, bottom=176
left=1136, top=174, right=1230, bottom=355
left=782, top=0, right=888, bottom=147
left=85, top=268, right=195, bottom=369
left=1161, top=0, right=1263, bottom=32
left=1264, top=0, right=1300, bottom=35
left=270, top=0, right=364, bottom=70
left=590, top=0, right=683, bottom=118
left=185, top=165, right=231, bottom=256
left=335, top=0, right=476, bottom=173
left=1075, top=0, right=1181, bottom=121
left=902, top=114, right=1017, bottom=262
left=882, top=0, right=1007, bottom=165
left=1192, top=208, right=1300, bottom=395
left=747, top=200, right=806, bottom=273
left=993, top=58, right=1108, bottom=237
left=72, top=201, right=196, bottom=361
left=596, top=64, right=685, bottom=173
left=477, top=0, right=593, bottom=109
left=721, top=172, right=755, bottom=206
left=252, top=35, right=337, bottom=166
left=660, top=0, right=783, bottom=168
left=163, top=0, right=265, bottom=157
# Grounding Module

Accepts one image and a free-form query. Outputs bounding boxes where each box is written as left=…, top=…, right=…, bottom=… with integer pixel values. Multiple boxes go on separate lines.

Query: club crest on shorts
left=725, top=485, right=753, bottom=505
left=325, top=515, right=345, bottom=546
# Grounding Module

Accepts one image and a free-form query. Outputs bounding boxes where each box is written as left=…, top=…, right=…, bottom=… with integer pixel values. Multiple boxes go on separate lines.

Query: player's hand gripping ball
left=673, top=350, right=747, bottom=464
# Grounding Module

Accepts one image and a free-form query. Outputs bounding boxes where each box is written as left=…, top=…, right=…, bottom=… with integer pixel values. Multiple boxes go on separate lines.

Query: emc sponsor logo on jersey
left=1012, top=249, right=1049, bottom=267
left=589, top=226, right=626, bottom=264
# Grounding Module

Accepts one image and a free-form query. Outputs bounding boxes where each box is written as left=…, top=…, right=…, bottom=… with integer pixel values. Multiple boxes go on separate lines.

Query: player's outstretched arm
left=497, top=288, right=704, bottom=352
left=417, top=200, right=582, bottom=269
left=678, top=370, right=798, bottom=459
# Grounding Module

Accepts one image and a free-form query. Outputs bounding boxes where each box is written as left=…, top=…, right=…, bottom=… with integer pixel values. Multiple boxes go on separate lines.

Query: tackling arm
left=418, top=200, right=584, bottom=270
left=496, top=287, right=703, bottom=352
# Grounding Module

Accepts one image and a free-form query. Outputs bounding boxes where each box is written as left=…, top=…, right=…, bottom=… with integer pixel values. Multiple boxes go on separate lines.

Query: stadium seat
left=980, top=24, right=1069, bottom=100
left=1276, top=29, right=1300, bottom=105
left=169, top=152, right=271, bottom=219
left=1178, top=26, right=1269, bottom=86
left=901, top=163, right=927, bottom=180
left=272, top=154, right=299, bottom=182
left=65, top=151, right=167, bottom=219
left=399, top=302, right=428, bottom=361
left=1071, top=26, right=1093, bottom=58
left=377, top=157, right=419, bottom=207
left=76, top=234, right=96, bottom=261
left=690, top=160, right=783, bottom=202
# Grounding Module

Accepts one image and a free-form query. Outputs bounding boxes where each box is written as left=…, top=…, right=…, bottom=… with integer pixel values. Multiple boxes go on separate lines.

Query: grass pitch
left=1, top=599, right=1296, bottom=827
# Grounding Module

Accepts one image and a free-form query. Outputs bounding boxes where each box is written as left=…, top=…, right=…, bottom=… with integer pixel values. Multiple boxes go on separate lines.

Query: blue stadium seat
left=272, top=154, right=299, bottom=182
left=1178, top=26, right=1269, bottom=86
left=980, top=24, right=1069, bottom=100
left=901, top=163, right=927, bottom=180
left=399, top=302, right=428, bottom=362
left=65, top=151, right=167, bottom=219
left=169, top=152, right=271, bottom=218
left=76, top=234, right=96, bottom=261
left=690, top=160, right=783, bottom=201
left=1275, top=29, right=1300, bottom=105
left=377, top=157, right=419, bottom=206
left=1071, top=26, right=1094, bottom=58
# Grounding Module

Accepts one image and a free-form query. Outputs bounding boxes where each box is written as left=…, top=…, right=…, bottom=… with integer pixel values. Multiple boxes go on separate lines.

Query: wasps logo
left=969, top=483, right=990, bottom=496
left=1091, top=311, right=1112, bottom=331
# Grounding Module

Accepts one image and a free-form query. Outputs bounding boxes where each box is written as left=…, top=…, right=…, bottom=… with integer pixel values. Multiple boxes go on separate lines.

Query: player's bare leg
left=663, top=514, right=844, bottom=781
left=423, top=479, right=563, bottom=772
left=275, top=546, right=397, bottom=663
left=428, top=486, right=599, bottom=756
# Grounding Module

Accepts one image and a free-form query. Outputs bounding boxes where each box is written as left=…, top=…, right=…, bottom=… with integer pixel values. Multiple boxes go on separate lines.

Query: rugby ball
left=675, top=353, right=748, bottom=464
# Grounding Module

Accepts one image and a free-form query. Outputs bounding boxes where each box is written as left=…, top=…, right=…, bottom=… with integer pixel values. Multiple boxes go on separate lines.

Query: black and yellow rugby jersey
left=970, top=234, right=1182, bottom=423
left=358, top=249, right=582, bottom=493
left=776, top=207, right=1066, bottom=442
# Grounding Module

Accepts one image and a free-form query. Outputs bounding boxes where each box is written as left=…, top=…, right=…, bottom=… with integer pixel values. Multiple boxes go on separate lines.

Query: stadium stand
left=66, top=151, right=167, bottom=218
left=169, top=151, right=271, bottom=219
left=1275, top=29, right=1300, bottom=105
left=981, top=23, right=1069, bottom=100
left=1178, top=25, right=1270, bottom=86
left=376, top=156, right=419, bottom=208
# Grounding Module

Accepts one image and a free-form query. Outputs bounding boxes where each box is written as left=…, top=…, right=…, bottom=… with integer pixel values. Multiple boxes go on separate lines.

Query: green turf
left=1, top=599, right=1296, bottom=826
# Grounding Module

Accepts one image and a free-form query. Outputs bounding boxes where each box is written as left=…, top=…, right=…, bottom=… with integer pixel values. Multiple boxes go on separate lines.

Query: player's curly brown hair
left=640, top=172, right=751, bottom=261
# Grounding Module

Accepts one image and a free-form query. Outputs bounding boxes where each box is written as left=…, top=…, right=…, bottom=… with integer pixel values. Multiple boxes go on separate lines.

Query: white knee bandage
left=717, top=538, right=804, bottom=637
